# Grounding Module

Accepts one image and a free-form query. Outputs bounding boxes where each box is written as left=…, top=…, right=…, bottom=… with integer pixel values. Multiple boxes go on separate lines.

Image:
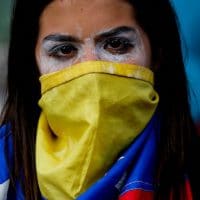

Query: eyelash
left=47, top=37, right=135, bottom=59
left=103, top=37, right=135, bottom=54
left=48, top=43, right=78, bottom=59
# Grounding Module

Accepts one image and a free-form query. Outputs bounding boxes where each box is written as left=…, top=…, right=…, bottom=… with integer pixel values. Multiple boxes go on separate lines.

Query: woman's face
left=35, top=0, right=152, bottom=74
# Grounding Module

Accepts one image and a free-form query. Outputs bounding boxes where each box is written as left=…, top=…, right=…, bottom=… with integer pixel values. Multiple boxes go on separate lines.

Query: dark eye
left=104, top=37, right=134, bottom=54
left=49, top=44, right=78, bottom=59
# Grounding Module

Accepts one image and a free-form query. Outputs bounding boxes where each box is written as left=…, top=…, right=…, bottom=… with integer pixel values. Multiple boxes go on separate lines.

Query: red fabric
left=119, top=190, right=154, bottom=200
left=183, top=180, right=193, bottom=200
left=119, top=180, right=193, bottom=200
left=169, top=180, right=193, bottom=200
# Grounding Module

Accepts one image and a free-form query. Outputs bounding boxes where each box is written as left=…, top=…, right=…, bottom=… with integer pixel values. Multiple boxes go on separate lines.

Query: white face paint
left=36, top=0, right=152, bottom=75
left=37, top=26, right=150, bottom=75
left=37, top=33, right=82, bottom=74
left=95, top=27, right=148, bottom=66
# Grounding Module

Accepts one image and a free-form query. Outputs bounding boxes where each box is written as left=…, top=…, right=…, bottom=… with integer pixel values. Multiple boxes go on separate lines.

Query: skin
left=35, top=0, right=152, bottom=75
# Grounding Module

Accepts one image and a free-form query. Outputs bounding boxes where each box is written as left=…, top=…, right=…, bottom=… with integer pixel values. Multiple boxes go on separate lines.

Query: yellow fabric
left=36, top=61, right=159, bottom=200
left=39, top=61, right=154, bottom=94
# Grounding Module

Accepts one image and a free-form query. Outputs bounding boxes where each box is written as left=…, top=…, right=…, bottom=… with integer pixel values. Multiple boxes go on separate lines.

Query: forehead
left=38, top=0, right=138, bottom=39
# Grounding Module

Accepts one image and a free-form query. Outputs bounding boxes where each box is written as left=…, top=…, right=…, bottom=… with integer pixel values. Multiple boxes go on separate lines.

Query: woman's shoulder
left=0, top=123, right=14, bottom=200
left=0, top=123, right=13, bottom=186
left=0, top=123, right=11, bottom=138
left=0, top=124, right=25, bottom=199
left=0, top=123, right=13, bottom=167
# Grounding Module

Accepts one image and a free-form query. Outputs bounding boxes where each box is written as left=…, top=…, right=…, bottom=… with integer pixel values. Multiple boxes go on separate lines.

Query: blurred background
left=0, top=0, right=12, bottom=112
left=171, top=0, right=200, bottom=131
left=0, top=1, right=200, bottom=130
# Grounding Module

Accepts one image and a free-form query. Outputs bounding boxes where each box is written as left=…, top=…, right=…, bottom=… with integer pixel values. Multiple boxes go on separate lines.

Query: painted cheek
left=36, top=29, right=151, bottom=75
left=37, top=42, right=96, bottom=75
left=97, top=30, right=150, bottom=67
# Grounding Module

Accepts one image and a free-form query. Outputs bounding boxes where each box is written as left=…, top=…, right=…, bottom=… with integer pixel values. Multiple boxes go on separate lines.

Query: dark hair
left=1, top=1, right=50, bottom=199
left=129, top=1, right=199, bottom=199
left=1, top=0, right=199, bottom=199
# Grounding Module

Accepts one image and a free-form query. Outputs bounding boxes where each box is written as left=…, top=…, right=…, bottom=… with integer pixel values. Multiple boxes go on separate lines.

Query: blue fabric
left=0, top=124, right=13, bottom=184
left=0, top=116, right=159, bottom=200
left=0, top=124, right=24, bottom=200
left=77, top=116, right=159, bottom=200
left=171, top=0, right=200, bottom=122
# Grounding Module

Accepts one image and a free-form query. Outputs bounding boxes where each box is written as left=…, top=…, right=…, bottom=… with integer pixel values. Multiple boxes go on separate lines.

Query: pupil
left=110, top=39, right=121, bottom=48
left=61, top=45, right=73, bottom=54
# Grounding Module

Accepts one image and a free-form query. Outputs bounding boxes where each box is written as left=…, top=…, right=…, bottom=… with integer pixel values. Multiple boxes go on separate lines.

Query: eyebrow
left=95, top=26, right=137, bottom=40
left=42, top=26, right=136, bottom=43
left=43, top=34, right=82, bottom=43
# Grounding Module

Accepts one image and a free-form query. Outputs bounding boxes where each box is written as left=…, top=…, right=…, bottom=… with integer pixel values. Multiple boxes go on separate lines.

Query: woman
left=0, top=0, right=199, bottom=199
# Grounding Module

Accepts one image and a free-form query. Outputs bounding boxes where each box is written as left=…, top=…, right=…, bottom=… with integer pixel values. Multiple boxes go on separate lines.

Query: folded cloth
left=77, top=116, right=159, bottom=200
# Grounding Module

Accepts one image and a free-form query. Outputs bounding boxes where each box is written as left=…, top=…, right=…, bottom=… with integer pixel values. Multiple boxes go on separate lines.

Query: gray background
left=0, top=0, right=12, bottom=111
